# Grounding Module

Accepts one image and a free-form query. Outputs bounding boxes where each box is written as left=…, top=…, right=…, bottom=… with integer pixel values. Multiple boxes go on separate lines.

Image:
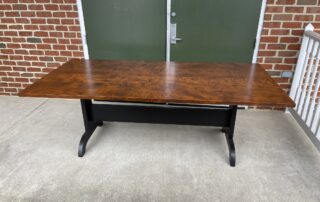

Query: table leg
left=78, top=99, right=103, bottom=157
left=222, top=105, right=237, bottom=167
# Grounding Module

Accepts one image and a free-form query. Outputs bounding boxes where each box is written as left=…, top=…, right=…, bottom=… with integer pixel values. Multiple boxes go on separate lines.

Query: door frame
left=76, top=0, right=267, bottom=62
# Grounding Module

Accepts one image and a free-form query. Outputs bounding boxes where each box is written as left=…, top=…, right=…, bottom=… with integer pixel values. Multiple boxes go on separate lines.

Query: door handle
left=170, top=23, right=182, bottom=44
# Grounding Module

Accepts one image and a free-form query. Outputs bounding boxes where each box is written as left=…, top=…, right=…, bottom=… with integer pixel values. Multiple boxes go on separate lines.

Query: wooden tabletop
left=19, top=59, right=295, bottom=107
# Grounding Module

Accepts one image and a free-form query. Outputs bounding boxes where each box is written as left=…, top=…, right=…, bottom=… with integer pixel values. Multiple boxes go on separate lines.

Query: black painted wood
left=78, top=100, right=238, bottom=167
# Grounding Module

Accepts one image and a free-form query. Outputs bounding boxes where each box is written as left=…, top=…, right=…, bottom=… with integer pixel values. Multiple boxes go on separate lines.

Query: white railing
left=289, top=24, right=320, bottom=151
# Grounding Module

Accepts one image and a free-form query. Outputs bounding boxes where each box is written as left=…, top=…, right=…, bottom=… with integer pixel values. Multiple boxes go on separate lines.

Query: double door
left=82, top=0, right=261, bottom=63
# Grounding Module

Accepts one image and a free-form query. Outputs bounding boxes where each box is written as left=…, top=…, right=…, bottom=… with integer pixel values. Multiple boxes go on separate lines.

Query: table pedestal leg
left=78, top=99, right=103, bottom=157
left=222, top=105, right=237, bottom=167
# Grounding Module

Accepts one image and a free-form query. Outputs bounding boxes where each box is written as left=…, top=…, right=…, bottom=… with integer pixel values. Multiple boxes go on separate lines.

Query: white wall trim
left=252, top=0, right=267, bottom=63
left=76, top=0, right=89, bottom=59
left=166, top=0, right=172, bottom=61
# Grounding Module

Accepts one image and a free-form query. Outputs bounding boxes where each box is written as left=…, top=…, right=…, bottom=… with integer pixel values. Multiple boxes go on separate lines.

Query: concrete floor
left=0, top=96, right=320, bottom=202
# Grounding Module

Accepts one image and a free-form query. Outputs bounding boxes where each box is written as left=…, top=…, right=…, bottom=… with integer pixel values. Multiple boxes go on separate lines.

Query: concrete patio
left=0, top=96, right=319, bottom=201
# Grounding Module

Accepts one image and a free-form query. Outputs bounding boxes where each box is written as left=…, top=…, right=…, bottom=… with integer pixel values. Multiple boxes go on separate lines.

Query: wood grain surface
left=19, top=59, right=295, bottom=107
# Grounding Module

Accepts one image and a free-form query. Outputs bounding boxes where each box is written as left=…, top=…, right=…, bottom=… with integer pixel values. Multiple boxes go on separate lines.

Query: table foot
left=224, top=130, right=236, bottom=167
left=78, top=100, right=102, bottom=157
left=222, top=105, right=237, bottom=167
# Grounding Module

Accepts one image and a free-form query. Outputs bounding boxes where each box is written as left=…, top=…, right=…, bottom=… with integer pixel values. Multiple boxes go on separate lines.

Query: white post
left=289, top=24, right=314, bottom=100
left=76, top=0, right=89, bottom=59
left=166, top=0, right=172, bottom=62
left=252, top=0, right=267, bottom=63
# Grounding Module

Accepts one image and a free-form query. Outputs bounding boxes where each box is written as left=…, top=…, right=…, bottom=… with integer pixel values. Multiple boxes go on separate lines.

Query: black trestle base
left=78, top=99, right=238, bottom=167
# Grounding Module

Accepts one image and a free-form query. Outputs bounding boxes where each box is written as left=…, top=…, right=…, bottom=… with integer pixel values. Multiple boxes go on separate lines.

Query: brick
left=306, top=7, right=320, bottom=13
left=45, top=50, right=60, bottom=55
left=43, top=38, right=57, bottom=44
left=52, top=45, right=66, bottom=50
left=60, top=51, right=72, bottom=56
left=21, top=44, right=36, bottom=49
left=294, top=15, right=314, bottom=21
left=17, top=61, right=31, bottom=66
left=45, top=4, right=59, bottom=10
left=0, top=43, right=6, bottom=48
left=27, top=37, right=42, bottom=43
left=15, top=18, right=30, bottom=24
left=64, top=32, right=76, bottom=38
left=7, top=43, right=21, bottom=48
left=66, top=12, right=78, bottom=18
left=29, top=50, right=44, bottom=55
left=73, top=51, right=84, bottom=57
left=3, top=60, right=16, bottom=65
left=47, top=19, right=60, bottom=24
left=267, top=44, right=286, bottom=50
left=31, top=62, right=45, bottom=67
left=5, top=11, right=20, bottom=17
left=270, top=29, right=290, bottom=35
left=24, top=25, right=39, bottom=30
left=31, top=18, right=46, bottom=24
left=291, top=30, right=304, bottom=36
left=260, top=36, right=278, bottom=43
left=36, top=44, right=51, bottom=49
left=27, top=67, right=41, bottom=72
left=264, top=57, right=283, bottom=63
left=287, top=44, right=301, bottom=50
left=24, top=56, right=38, bottom=61
left=59, top=5, right=73, bottom=10
left=266, top=6, right=283, bottom=13
left=0, top=66, right=12, bottom=71
left=280, top=37, right=300, bottom=43
left=19, top=31, right=32, bottom=36
left=50, top=32, right=63, bottom=37
left=274, top=64, right=294, bottom=71
left=12, top=4, right=27, bottom=10
left=69, top=26, right=80, bottom=32
left=55, top=26, right=68, bottom=31
left=278, top=51, right=297, bottom=57
left=273, top=14, right=292, bottom=21
left=58, top=39, right=70, bottom=44
left=282, top=22, right=302, bottom=28
left=5, top=31, right=18, bottom=36
left=28, top=5, right=44, bottom=10
left=0, top=5, right=12, bottom=10
left=39, top=25, right=55, bottom=30
left=1, top=49, right=14, bottom=54
left=53, top=12, right=66, bottom=17
left=264, top=22, right=281, bottom=28
left=15, top=49, right=28, bottom=55
left=34, top=31, right=49, bottom=37
left=258, top=51, right=277, bottom=57
left=39, top=56, right=53, bottom=61
left=61, top=19, right=74, bottom=25
left=267, top=71, right=281, bottom=77
left=297, top=0, right=318, bottom=5
left=285, top=7, right=304, bottom=13
left=8, top=25, right=23, bottom=29
left=284, top=58, right=298, bottom=64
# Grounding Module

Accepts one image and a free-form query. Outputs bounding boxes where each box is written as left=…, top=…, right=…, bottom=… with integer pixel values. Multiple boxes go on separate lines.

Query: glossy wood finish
left=19, top=59, right=295, bottom=107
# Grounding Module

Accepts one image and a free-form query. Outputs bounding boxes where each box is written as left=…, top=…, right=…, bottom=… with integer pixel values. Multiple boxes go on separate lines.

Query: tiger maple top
left=19, top=59, right=295, bottom=107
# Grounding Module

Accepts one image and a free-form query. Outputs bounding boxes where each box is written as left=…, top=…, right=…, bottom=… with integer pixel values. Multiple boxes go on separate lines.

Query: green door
left=170, top=0, right=261, bottom=62
left=82, top=0, right=261, bottom=62
left=81, top=0, right=166, bottom=61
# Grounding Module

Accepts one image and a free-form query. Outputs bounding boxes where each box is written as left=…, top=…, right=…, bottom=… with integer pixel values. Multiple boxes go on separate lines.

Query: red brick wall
left=0, top=0, right=319, bottom=97
left=0, top=0, right=83, bottom=95
left=257, top=0, right=320, bottom=94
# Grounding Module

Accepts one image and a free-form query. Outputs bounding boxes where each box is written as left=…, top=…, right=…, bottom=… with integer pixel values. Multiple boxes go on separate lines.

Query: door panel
left=171, top=0, right=261, bottom=62
left=82, top=0, right=166, bottom=60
